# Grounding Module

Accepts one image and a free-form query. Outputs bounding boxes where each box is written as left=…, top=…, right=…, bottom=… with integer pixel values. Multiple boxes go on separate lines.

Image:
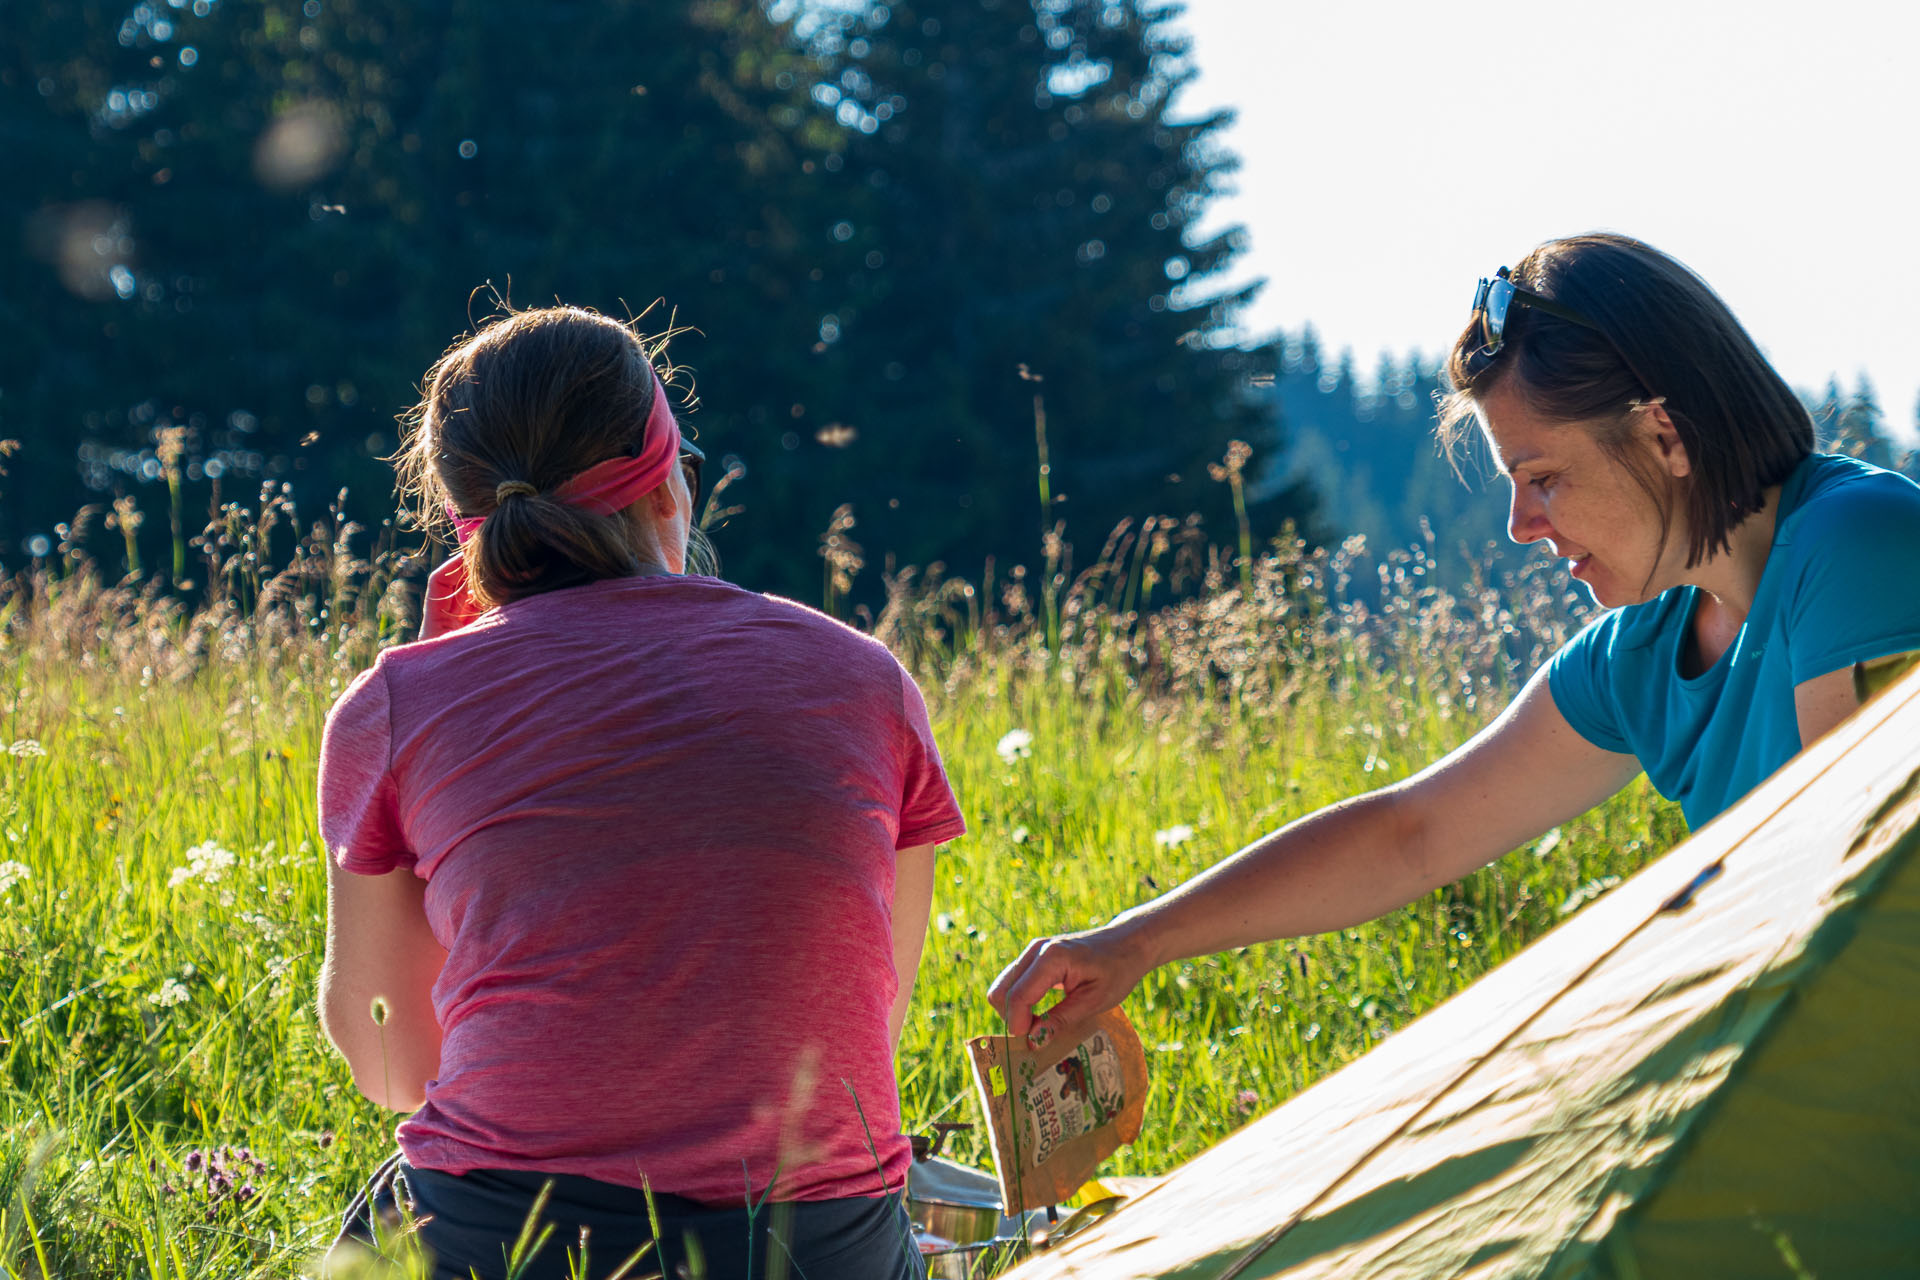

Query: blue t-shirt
left=1547, top=453, right=1920, bottom=828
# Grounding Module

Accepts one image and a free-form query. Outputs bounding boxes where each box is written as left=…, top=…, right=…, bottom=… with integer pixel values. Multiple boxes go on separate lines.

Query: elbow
left=350, top=1069, right=427, bottom=1114
left=317, top=990, right=433, bottom=1113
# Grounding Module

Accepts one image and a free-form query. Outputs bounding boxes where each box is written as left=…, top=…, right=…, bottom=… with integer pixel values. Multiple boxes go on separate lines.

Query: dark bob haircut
left=1438, top=233, right=1813, bottom=568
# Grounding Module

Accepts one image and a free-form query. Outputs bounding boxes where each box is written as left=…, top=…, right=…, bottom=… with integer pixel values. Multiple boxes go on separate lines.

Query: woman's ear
left=644, top=478, right=681, bottom=521
left=1637, top=399, right=1692, bottom=479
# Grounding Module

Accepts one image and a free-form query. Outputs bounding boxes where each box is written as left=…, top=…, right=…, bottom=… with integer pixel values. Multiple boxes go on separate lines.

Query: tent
left=1007, top=662, right=1920, bottom=1279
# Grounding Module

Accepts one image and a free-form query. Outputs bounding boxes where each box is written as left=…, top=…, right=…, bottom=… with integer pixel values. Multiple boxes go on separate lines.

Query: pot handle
left=909, top=1121, right=975, bottom=1162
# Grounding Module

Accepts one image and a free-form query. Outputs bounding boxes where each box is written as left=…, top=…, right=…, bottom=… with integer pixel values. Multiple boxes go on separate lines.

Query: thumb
left=1023, top=986, right=1112, bottom=1051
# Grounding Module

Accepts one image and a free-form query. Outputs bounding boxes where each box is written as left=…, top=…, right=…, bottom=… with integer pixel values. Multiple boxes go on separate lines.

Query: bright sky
left=1170, top=0, right=1920, bottom=441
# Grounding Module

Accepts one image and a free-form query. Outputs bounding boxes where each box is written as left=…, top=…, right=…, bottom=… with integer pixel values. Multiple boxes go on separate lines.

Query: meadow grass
left=0, top=508, right=1687, bottom=1277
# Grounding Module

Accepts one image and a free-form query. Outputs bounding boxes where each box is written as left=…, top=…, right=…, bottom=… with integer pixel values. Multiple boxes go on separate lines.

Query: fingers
left=1026, top=984, right=1109, bottom=1048
left=988, top=936, right=1055, bottom=1038
left=990, top=925, right=1151, bottom=1048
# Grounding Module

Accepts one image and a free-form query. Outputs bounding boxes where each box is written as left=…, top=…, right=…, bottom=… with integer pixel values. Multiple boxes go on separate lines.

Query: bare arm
left=989, top=667, right=1642, bottom=1041
left=1794, top=666, right=1862, bottom=747
left=318, top=860, right=447, bottom=1111
left=888, top=844, right=938, bottom=1052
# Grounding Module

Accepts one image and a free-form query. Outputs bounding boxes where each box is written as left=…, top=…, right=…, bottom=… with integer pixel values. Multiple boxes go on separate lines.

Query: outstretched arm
left=989, top=667, right=1641, bottom=1042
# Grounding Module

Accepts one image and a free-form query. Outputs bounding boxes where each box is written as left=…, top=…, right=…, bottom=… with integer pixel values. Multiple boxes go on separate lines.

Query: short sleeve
left=1546, top=613, right=1632, bottom=755
left=317, top=663, right=414, bottom=875
left=1780, top=477, right=1920, bottom=684
left=894, top=666, right=967, bottom=850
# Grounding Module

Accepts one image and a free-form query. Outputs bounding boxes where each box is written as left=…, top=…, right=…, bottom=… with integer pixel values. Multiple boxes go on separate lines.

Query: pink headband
left=448, top=367, right=681, bottom=545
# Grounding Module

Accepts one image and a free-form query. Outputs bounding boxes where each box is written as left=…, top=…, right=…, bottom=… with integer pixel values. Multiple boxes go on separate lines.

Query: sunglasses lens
left=1481, top=278, right=1514, bottom=352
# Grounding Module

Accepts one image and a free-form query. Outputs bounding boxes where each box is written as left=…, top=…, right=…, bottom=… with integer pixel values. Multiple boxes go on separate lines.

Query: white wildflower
left=995, top=729, right=1033, bottom=763
left=0, top=861, right=29, bottom=893
left=1153, top=823, right=1195, bottom=849
left=241, top=911, right=290, bottom=944
left=6, top=740, right=47, bottom=758
left=170, top=840, right=238, bottom=887
left=1010, top=826, right=1030, bottom=845
left=151, top=979, right=190, bottom=1008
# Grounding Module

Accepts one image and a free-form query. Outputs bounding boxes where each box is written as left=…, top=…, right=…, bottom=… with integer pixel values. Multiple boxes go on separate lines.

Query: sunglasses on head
left=1470, top=266, right=1608, bottom=358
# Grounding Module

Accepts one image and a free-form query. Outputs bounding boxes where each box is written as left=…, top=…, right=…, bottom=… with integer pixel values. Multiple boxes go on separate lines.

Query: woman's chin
left=1571, top=570, right=1627, bottom=610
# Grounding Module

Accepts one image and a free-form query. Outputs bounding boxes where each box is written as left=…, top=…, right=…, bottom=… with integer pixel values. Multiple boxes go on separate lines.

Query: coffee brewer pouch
left=965, top=1008, right=1149, bottom=1214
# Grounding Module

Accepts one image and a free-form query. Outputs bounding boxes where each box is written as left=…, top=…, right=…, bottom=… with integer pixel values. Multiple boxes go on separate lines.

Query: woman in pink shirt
left=318, top=306, right=964, bottom=1279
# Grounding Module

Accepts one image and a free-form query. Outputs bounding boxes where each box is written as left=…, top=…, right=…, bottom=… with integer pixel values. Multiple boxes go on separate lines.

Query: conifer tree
left=1, top=1, right=840, bottom=582
left=750, top=0, right=1310, bottom=581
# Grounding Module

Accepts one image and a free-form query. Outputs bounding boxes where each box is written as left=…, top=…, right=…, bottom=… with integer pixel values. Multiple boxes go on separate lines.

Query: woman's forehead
left=1475, top=384, right=1603, bottom=474
left=1476, top=390, right=1556, bottom=473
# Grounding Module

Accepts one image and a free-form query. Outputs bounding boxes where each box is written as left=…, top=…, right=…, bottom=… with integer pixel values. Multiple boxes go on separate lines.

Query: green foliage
left=1257, top=331, right=1507, bottom=572
left=726, top=0, right=1310, bottom=592
left=1808, top=375, right=1918, bottom=477
left=0, top=514, right=1686, bottom=1274
left=0, top=0, right=1313, bottom=607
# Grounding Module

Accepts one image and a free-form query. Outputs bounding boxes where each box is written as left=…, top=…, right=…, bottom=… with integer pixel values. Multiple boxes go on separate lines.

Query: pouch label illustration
left=1018, top=1029, right=1127, bottom=1167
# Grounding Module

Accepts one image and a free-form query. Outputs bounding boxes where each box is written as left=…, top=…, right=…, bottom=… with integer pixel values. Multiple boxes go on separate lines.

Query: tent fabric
left=1005, top=664, right=1920, bottom=1280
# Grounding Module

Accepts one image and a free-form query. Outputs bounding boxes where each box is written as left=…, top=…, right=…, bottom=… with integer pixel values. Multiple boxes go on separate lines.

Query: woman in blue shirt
left=991, top=232, right=1920, bottom=1044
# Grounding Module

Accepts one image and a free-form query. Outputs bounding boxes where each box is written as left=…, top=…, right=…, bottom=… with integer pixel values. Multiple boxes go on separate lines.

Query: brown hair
left=397, top=304, right=708, bottom=607
left=1438, top=233, right=1813, bottom=567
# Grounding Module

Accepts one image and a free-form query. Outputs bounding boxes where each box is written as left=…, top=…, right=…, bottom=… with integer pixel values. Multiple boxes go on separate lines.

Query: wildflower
left=169, top=839, right=237, bottom=887
left=0, top=861, right=29, bottom=894
left=1010, top=826, right=1030, bottom=844
left=995, top=729, right=1033, bottom=762
left=184, top=1150, right=205, bottom=1172
left=6, top=739, right=47, bottom=757
left=152, top=979, right=190, bottom=1008
left=1234, top=1089, right=1260, bottom=1116
left=1153, top=823, right=1195, bottom=849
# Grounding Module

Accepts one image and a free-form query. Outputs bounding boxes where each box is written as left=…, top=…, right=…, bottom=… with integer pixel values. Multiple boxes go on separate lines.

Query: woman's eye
left=1530, top=473, right=1556, bottom=491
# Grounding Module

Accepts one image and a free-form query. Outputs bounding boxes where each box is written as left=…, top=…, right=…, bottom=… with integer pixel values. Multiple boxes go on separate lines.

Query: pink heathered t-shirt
left=317, top=573, right=966, bottom=1205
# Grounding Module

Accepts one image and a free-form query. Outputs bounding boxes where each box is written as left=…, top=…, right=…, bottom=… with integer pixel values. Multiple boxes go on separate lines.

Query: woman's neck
left=1692, top=486, right=1783, bottom=617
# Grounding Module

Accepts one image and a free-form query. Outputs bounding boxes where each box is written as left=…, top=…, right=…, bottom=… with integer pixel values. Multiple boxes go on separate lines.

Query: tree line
left=1, top=0, right=1313, bottom=604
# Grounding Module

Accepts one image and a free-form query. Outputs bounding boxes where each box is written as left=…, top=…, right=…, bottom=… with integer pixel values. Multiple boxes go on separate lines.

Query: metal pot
left=906, top=1155, right=1012, bottom=1247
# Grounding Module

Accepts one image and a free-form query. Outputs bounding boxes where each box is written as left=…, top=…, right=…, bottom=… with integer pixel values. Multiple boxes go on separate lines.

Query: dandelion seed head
left=995, top=728, right=1033, bottom=762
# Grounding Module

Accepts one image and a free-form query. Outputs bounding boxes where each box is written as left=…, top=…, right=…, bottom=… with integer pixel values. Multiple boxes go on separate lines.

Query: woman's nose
left=1507, top=483, right=1551, bottom=545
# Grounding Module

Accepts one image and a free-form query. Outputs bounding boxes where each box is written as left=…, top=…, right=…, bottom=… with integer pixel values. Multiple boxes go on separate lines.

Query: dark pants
left=330, top=1152, right=928, bottom=1280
